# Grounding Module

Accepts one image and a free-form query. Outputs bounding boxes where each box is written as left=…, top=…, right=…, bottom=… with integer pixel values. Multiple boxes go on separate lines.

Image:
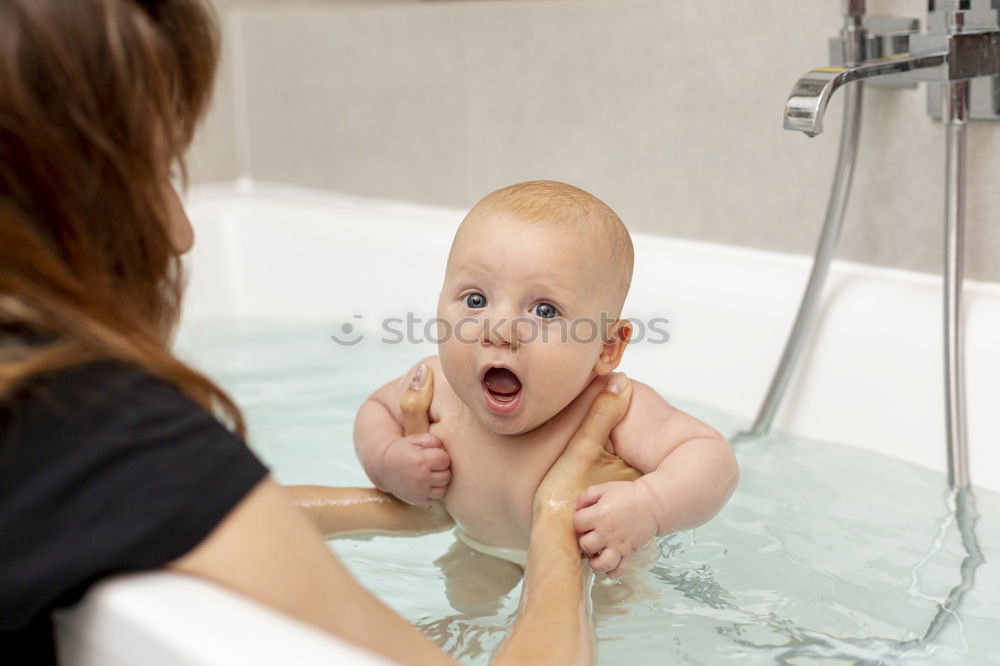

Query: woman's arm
left=171, top=370, right=636, bottom=666
left=292, top=361, right=453, bottom=537
left=495, top=373, right=638, bottom=666
left=170, top=478, right=459, bottom=666
left=494, top=507, right=592, bottom=664
left=287, top=485, right=453, bottom=538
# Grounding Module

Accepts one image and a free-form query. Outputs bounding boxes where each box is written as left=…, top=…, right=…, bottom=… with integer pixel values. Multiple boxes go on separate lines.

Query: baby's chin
left=473, top=405, right=550, bottom=437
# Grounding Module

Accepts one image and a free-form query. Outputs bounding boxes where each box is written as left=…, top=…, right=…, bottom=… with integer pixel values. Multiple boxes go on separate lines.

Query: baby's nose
left=482, top=318, right=511, bottom=346
left=481, top=316, right=521, bottom=351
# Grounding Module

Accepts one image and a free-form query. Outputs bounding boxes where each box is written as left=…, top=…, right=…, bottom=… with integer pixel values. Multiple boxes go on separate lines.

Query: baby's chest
left=427, top=399, right=600, bottom=546
left=431, top=418, right=555, bottom=526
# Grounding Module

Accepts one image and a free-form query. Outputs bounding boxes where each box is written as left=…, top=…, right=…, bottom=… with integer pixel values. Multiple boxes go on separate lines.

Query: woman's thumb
left=401, top=361, right=434, bottom=436
left=567, top=373, right=632, bottom=454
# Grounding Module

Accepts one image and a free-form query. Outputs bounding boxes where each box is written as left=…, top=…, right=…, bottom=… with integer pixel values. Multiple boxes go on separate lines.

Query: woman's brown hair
left=0, top=0, right=244, bottom=433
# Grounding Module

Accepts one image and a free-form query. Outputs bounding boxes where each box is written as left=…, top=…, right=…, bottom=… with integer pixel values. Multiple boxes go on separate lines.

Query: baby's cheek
left=533, top=340, right=592, bottom=402
left=438, top=320, right=478, bottom=391
left=437, top=336, right=462, bottom=377
left=451, top=317, right=481, bottom=346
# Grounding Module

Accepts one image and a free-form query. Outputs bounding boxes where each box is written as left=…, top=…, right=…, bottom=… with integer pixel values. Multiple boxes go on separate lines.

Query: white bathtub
left=57, top=182, right=1000, bottom=664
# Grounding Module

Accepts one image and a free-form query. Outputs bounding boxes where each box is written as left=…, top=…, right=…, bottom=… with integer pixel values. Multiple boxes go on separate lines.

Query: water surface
left=177, top=320, right=1000, bottom=665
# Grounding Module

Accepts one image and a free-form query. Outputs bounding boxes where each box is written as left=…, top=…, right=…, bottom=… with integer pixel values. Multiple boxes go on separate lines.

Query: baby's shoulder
left=555, top=375, right=672, bottom=453
left=409, top=355, right=447, bottom=399
left=368, top=354, right=451, bottom=422
left=622, top=377, right=675, bottom=416
left=411, top=355, right=458, bottom=425
left=420, top=354, right=445, bottom=380
left=609, top=375, right=725, bottom=469
left=611, top=378, right=674, bottom=442
left=581, top=374, right=675, bottom=425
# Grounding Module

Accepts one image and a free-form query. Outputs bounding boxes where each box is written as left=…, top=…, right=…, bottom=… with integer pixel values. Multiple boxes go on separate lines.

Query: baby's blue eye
left=532, top=303, right=558, bottom=319
left=465, top=293, right=487, bottom=309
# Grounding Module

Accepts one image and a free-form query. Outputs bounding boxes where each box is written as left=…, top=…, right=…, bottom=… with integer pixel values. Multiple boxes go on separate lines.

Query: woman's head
left=0, top=0, right=242, bottom=430
left=0, top=0, right=216, bottom=320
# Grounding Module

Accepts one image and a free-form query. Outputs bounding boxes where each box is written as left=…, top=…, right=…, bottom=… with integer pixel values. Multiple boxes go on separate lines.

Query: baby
left=354, top=181, right=738, bottom=576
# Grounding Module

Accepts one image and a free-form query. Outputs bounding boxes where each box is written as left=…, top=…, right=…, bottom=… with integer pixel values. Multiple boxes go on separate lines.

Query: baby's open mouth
left=481, top=366, right=523, bottom=415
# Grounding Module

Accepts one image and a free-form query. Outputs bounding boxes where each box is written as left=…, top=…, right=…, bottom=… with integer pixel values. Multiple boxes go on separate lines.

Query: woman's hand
left=496, top=372, right=639, bottom=666
left=288, top=363, right=453, bottom=537
left=364, top=362, right=451, bottom=505
left=533, top=373, right=641, bottom=518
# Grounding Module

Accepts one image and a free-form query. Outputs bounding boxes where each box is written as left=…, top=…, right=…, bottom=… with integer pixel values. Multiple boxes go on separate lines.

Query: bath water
left=176, top=319, right=1000, bottom=665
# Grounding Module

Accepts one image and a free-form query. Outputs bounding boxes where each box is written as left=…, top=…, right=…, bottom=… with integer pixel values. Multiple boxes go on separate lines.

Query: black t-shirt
left=0, top=357, right=269, bottom=664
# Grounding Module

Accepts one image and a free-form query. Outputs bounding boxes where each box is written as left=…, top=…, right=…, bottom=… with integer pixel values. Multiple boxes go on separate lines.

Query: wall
left=189, top=0, right=1000, bottom=282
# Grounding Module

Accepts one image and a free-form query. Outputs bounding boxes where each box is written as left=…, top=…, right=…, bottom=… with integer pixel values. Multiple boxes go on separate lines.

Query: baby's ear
left=593, top=319, right=632, bottom=376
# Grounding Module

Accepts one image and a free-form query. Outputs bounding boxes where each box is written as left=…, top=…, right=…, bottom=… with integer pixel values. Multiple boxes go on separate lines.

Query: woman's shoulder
left=0, top=323, right=173, bottom=413
left=0, top=350, right=250, bottom=474
left=5, top=356, right=194, bottom=426
left=0, top=355, right=267, bottom=635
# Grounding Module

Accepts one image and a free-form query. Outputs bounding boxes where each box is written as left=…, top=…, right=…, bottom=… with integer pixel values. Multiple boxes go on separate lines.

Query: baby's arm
left=353, top=359, right=452, bottom=505
left=572, top=378, right=738, bottom=576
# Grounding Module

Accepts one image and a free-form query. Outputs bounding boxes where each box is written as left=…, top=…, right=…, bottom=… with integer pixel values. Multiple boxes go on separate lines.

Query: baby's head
left=437, top=180, right=634, bottom=436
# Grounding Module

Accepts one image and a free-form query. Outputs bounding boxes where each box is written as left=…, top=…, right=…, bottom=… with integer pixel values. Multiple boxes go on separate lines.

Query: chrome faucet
left=785, top=1, right=1000, bottom=136
left=750, top=0, right=1000, bottom=492
left=743, top=2, right=993, bottom=656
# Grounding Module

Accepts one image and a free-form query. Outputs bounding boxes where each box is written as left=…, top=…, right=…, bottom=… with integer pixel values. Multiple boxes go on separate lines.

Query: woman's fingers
left=532, top=373, right=639, bottom=516
left=564, top=373, right=631, bottom=458
left=578, top=530, right=606, bottom=556
left=401, top=362, right=434, bottom=436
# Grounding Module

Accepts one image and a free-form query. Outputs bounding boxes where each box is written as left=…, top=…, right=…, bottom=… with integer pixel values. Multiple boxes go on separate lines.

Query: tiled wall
left=189, top=0, right=1000, bottom=282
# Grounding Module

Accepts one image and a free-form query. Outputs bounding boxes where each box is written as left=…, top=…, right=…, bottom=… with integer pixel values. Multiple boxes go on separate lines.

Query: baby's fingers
left=429, top=469, right=451, bottom=488
left=606, top=556, right=631, bottom=580
left=422, top=447, right=451, bottom=472
left=427, top=486, right=447, bottom=501
left=576, top=483, right=610, bottom=511
left=410, top=433, right=444, bottom=449
left=578, top=530, right=606, bottom=556
left=572, top=503, right=602, bottom=534
left=588, top=547, right=622, bottom=574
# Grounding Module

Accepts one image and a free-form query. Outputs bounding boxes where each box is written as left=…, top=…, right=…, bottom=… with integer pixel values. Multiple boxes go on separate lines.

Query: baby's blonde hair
left=463, top=180, right=634, bottom=315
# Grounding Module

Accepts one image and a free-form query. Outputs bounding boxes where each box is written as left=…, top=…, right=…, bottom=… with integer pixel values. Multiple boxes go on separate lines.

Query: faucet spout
left=785, top=51, right=948, bottom=136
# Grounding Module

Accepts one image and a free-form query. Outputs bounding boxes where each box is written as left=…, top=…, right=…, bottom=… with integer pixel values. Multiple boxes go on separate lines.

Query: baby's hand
left=376, top=361, right=450, bottom=506
left=377, top=433, right=451, bottom=505
left=572, top=480, right=659, bottom=578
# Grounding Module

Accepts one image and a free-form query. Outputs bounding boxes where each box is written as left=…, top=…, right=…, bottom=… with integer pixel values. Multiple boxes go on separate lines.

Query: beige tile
left=964, top=121, right=1000, bottom=281
left=459, top=0, right=1000, bottom=281
left=238, top=3, right=466, bottom=205
left=187, top=1, right=241, bottom=183
left=217, top=0, right=1000, bottom=282
left=460, top=0, right=842, bottom=255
